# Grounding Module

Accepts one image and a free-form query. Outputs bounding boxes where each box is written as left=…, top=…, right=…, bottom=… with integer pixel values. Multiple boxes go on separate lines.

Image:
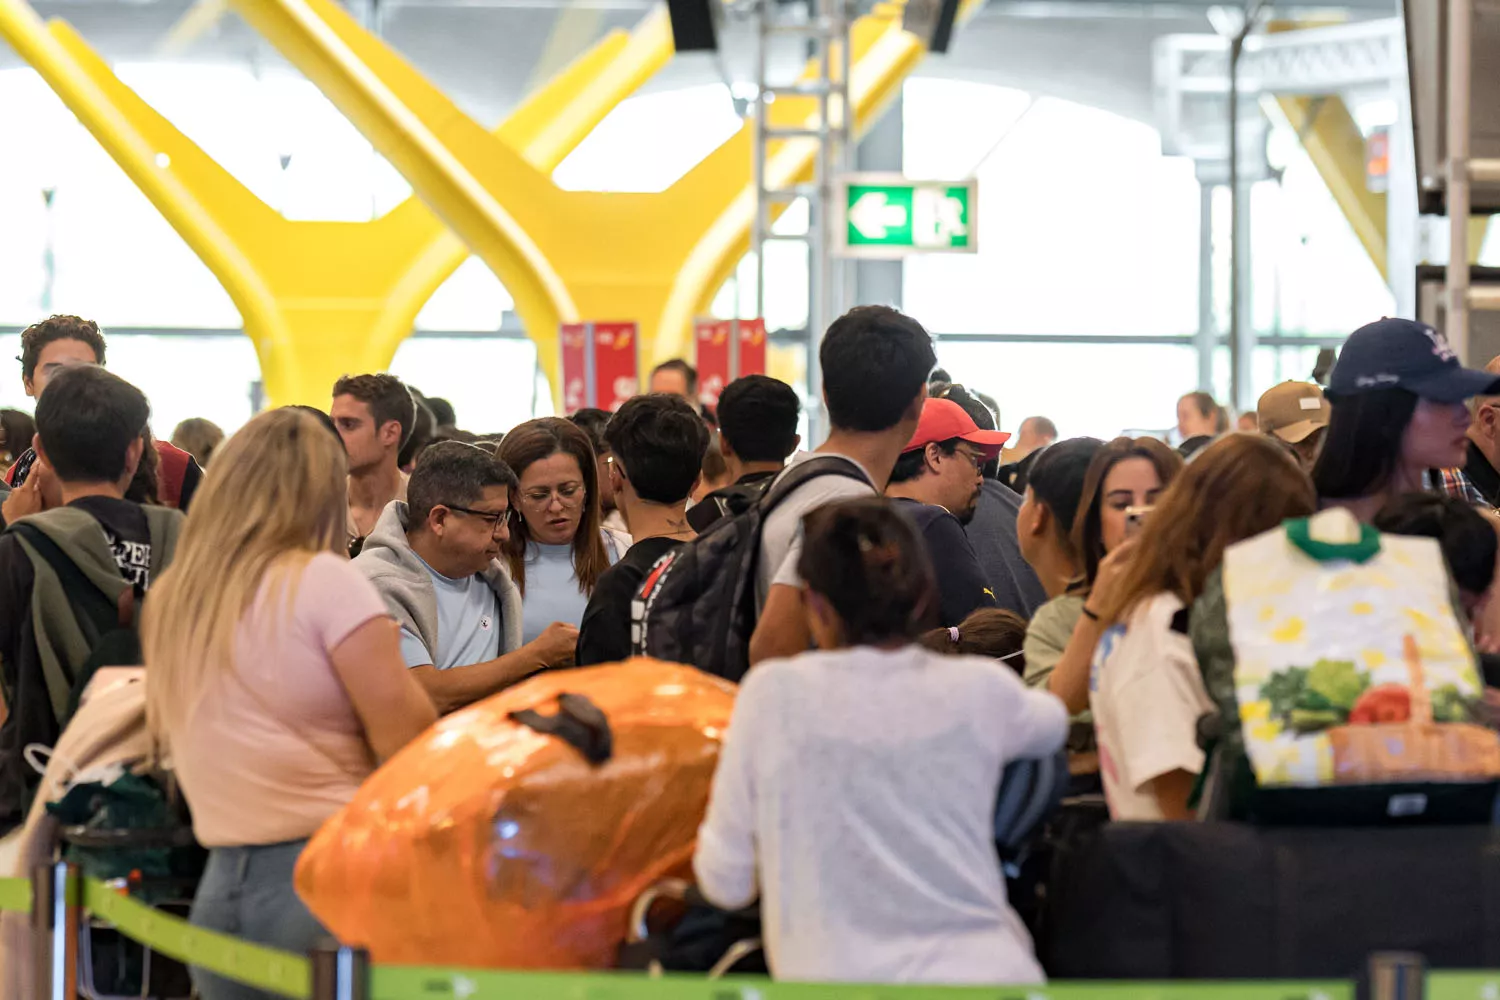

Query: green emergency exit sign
left=836, top=174, right=979, bottom=259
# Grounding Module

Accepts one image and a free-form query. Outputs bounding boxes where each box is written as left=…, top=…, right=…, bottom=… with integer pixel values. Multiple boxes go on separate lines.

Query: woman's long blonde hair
left=143, top=409, right=348, bottom=743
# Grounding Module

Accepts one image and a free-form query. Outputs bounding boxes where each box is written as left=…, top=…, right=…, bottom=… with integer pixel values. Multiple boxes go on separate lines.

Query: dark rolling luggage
left=1043, top=821, right=1500, bottom=979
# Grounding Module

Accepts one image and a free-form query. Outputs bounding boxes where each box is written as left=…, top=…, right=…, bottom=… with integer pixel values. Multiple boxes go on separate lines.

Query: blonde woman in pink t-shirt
left=143, top=409, right=436, bottom=1000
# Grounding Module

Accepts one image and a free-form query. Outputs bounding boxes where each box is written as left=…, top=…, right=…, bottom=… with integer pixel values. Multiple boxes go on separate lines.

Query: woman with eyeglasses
left=499, top=418, right=623, bottom=643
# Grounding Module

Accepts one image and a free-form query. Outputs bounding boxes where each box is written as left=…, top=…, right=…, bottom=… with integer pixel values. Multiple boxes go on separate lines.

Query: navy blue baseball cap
left=1327, top=318, right=1500, bottom=404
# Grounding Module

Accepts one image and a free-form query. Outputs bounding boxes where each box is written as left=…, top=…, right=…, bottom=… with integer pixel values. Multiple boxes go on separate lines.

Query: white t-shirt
left=754, top=451, right=876, bottom=609
left=1089, top=592, right=1217, bottom=821
left=694, top=645, right=1068, bottom=984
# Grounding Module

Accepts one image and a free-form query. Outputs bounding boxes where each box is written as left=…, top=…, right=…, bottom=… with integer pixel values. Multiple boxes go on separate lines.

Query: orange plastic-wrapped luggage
left=294, top=660, right=736, bottom=968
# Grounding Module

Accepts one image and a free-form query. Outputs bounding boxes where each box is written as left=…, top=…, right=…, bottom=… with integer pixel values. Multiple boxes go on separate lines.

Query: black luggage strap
left=759, top=456, right=873, bottom=513
left=510, top=693, right=614, bottom=764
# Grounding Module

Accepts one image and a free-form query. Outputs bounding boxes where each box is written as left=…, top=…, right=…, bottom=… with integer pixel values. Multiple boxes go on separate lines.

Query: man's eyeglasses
left=443, top=504, right=515, bottom=532
left=952, top=446, right=987, bottom=473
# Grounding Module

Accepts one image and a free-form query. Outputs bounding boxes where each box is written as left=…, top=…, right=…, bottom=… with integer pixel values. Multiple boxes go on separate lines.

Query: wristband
left=1080, top=605, right=1100, bottom=622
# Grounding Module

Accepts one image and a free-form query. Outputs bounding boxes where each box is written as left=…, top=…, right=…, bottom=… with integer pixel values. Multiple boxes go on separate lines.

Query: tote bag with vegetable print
left=1195, top=509, right=1500, bottom=824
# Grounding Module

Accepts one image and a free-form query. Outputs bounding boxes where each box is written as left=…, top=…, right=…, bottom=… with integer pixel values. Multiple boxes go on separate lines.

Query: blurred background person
left=1175, top=391, right=1223, bottom=459
left=1256, top=381, right=1330, bottom=472
left=171, top=417, right=226, bottom=469
left=0, top=409, right=35, bottom=468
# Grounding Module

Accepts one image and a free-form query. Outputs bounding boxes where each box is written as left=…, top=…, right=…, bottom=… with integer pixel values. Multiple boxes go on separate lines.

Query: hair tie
left=948, top=626, right=961, bottom=644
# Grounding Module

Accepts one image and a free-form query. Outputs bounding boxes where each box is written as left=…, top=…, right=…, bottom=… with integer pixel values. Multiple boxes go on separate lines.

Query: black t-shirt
left=575, top=536, right=684, bottom=667
left=686, top=471, right=779, bottom=534
left=891, top=497, right=997, bottom=628
left=76, top=496, right=153, bottom=589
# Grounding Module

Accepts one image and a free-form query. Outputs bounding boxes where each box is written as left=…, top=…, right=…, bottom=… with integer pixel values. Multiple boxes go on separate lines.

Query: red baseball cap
left=903, top=398, right=1011, bottom=457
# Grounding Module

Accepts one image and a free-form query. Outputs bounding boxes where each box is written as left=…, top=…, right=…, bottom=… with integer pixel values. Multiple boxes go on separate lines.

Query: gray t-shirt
left=755, top=451, right=878, bottom=609
left=398, top=555, right=502, bottom=671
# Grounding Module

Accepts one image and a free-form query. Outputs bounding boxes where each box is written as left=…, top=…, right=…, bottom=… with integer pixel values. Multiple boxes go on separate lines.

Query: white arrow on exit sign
left=848, top=192, right=910, bottom=239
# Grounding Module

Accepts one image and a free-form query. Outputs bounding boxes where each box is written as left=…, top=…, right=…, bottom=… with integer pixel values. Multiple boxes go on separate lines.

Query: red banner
left=559, top=323, right=589, bottom=414
left=694, top=318, right=769, bottom=409
left=559, top=322, right=640, bottom=413
left=694, top=319, right=733, bottom=408
left=592, top=321, right=640, bottom=411
left=738, top=318, right=767, bottom=380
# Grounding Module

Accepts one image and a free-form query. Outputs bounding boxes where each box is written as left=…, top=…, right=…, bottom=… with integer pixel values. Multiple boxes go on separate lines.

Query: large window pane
left=389, top=336, right=544, bottom=434
left=0, top=333, right=261, bottom=438
left=934, top=340, right=1198, bottom=440
left=904, top=91, right=1200, bottom=338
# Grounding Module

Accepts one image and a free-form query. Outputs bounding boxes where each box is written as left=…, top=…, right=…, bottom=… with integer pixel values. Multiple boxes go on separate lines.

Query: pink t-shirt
left=168, top=552, right=389, bottom=848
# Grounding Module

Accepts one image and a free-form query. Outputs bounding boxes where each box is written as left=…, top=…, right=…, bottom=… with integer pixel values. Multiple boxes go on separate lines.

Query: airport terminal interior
left=5, top=0, right=1500, bottom=997
left=0, top=0, right=1434, bottom=438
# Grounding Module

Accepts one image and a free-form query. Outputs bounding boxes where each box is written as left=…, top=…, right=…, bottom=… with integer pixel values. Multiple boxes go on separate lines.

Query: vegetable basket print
left=1224, top=511, right=1500, bottom=788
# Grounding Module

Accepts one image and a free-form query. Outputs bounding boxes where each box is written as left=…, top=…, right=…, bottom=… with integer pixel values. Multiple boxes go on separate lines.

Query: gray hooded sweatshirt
left=354, top=501, right=523, bottom=662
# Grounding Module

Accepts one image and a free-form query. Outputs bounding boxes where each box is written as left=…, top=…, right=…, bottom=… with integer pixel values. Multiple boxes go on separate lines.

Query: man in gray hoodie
left=356, top=442, right=577, bottom=714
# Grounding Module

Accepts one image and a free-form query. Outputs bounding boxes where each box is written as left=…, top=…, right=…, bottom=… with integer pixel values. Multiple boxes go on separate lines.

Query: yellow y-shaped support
left=230, top=0, right=978, bottom=386
left=0, top=0, right=669, bottom=405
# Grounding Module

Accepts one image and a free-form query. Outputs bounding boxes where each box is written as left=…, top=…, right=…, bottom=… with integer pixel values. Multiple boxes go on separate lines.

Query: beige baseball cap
left=1257, top=381, right=1330, bottom=443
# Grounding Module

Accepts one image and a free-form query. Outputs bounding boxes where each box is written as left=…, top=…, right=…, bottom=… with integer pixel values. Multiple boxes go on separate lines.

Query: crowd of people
left=1, top=307, right=1499, bottom=990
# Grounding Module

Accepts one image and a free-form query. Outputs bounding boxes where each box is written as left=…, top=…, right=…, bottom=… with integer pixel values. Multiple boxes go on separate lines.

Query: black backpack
left=685, top=479, right=774, bottom=534
left=9, top=521, right=142, bottom=726
left=632, top=457, right=871, bottom=682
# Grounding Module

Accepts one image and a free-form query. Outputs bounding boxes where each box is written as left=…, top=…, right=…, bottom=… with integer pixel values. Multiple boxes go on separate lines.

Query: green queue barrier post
left=313, top=942, right=371, bottom=1000
left=32, top=862, right=79, bottom=1000
left=1370, top=952, right=1426, bottom=1000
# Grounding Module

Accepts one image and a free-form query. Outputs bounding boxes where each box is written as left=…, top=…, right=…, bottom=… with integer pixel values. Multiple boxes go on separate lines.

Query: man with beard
left=885, top=398, right=1009, bottom=627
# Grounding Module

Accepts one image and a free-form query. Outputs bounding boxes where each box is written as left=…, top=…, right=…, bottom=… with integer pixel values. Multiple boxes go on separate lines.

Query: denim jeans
left=189, top=839, right=330, bottom=1000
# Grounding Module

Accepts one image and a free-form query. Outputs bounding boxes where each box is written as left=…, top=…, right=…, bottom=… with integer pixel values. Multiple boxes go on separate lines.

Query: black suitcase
left=1043, top=821, right=1500, bottom=979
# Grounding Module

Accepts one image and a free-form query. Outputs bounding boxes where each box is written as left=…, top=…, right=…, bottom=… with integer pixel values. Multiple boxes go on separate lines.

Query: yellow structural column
left=1267, top=22, right=1490, bottom=280
left=1275, top=95, right=1489, bottom=279
left=0, top=0, right=667, bottom=405
left=1274, top=95, right=1389, bottom=281
left=230, top=0, right=979, bottom=388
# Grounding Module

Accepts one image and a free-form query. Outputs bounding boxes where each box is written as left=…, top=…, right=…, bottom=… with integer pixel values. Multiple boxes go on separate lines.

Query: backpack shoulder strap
left=8, top=522, right=120, bottom=636
left=8, top=520, right=133, bottom=727
left=760, top=456, right=873, bottom=513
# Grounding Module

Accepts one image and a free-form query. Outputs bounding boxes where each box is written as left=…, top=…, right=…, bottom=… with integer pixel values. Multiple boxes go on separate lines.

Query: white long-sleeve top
left=693, top=644, right=1068, bottom=985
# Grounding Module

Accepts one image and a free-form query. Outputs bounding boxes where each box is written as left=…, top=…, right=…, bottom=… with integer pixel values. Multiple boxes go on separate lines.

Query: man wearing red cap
left=886, top=398, right=1007, bottom=626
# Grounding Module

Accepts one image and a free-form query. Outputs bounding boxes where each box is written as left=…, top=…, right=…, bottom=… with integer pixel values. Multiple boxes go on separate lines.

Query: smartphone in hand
left=1124, top=505, right=1154, bottom=539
